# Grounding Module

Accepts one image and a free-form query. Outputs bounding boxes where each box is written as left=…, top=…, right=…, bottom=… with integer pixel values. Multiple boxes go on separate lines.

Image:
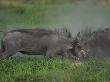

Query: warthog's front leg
left=46, top=48, right=57, bottom=59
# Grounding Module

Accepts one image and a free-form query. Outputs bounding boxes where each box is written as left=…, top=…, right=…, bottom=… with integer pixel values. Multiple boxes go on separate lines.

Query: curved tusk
left=80, top=50, right=87, bottom=57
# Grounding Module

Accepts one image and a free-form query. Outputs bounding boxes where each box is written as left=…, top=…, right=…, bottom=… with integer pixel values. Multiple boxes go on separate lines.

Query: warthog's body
left=0, top=28, right=74, bottom=59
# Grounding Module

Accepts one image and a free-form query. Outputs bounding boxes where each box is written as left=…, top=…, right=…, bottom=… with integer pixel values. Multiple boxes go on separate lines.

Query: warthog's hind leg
left=0, top=51, right=16, bottom=59
left=0, top=44, right=19, bottom=60
left=0, top=49, right=18, bottom=60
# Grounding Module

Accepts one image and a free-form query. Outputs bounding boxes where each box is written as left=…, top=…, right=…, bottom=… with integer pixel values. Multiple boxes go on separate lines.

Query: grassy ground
left=0, top=58, right=110, bottom=82
left=0, top=0, right=110, bottom=82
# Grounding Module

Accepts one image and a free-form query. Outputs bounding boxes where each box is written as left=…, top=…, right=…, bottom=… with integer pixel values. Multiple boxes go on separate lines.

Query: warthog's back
left=9, top=28, right=54, bottom=37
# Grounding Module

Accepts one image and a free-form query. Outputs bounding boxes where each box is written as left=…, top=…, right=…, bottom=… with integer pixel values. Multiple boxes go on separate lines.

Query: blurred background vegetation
left=0, top=0, right=110, bottom=32
left=0, top=0, right=79, bottom=5
left=0, top=0, right=110, bottom=6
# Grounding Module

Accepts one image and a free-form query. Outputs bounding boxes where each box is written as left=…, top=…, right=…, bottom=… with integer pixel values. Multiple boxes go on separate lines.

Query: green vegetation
left=0, top=58, right=110, bottom=82
left=0, top=4, right=54, bottom=31
left=0, top=0, right=78, bottom=5
left=0, top=0, right=110, bottom=82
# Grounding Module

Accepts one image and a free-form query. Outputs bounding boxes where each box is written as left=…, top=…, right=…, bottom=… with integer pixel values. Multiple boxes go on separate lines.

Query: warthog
left=76, top=27, right=110, bottom=60
left=0, top=28, right=75, bottom=59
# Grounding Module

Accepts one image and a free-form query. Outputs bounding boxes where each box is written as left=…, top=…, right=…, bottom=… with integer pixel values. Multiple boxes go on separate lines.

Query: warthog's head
left=54, top=27, right=88, bottom=61
left=70, top=37, right=88, bottom=62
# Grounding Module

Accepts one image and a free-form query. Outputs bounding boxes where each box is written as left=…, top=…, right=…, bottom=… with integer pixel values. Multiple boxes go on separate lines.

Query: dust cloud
left=47, top=0, right=110, bottom=36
